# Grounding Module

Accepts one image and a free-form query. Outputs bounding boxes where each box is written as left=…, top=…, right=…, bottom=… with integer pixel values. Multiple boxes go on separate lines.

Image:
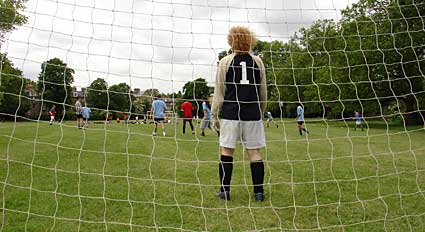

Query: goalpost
left=1, top=0, right=425, bottom=231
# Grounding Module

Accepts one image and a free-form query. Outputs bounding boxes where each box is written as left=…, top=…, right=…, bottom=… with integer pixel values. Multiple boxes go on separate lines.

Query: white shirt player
left=267, top=112, right=273, bottom=121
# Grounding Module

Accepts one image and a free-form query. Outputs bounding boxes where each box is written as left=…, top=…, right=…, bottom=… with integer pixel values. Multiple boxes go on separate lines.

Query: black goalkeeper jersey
left=221, top=54, right=262, bottom=121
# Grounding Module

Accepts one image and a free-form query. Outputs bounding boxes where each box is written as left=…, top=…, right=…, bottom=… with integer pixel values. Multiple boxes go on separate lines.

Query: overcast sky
left=2, top=0, right=357, bottom=93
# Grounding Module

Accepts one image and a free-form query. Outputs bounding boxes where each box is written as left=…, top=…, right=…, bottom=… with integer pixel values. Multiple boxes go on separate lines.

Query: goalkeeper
left=211, top=26, right=267, bottom=201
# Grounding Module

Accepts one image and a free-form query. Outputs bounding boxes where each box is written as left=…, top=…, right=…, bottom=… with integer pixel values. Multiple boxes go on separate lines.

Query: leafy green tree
left=216, top=0, right=424, bottom=124
left=132, top=97, right=151, bottom=114
left=143, top=88, right=160, bottom=98
left=0, top=0, right=28, bottom=44
left=109, top=83, right=132, bottom=113
left=0, top=53, right=30, bottom=117
left=36, top=58, right=74, bottom=115
left=218, top=49, right=232, bottom=60
left=0, top=1, right=30, bottom=119
left=339, top=0, right=425, bottom=124
left=86, top=78, right=108, bottom=110
left=182, top=78, right=210, bottom=100
left=167, top=90, right=182, bottom=99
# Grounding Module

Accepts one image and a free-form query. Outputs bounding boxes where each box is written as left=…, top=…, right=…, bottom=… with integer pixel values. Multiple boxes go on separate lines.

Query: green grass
left=0, top=119, right=424, bottom=231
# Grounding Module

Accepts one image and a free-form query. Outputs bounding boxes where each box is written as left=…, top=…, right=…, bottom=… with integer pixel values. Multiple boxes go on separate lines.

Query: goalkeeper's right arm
left=211, top=58, right=229, bottom=134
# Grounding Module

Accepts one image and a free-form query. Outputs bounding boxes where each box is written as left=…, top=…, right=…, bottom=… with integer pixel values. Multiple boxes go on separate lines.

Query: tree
left=215, top=0, right=424, bottom=124
left=143, top=88, right=160, bottom=98
left=339, top=0, right=425, bottom=124
left=86, top=78, right=108, bottom=110
left=0, top=0, right=28, bottom=44
left=36, top=58, right=74, bottom=115
left=182, top=78, right=210, bottom=100
left=218, top=49, right=232, bottom=60
left=132, top=97, right=150, bottom=114
left=109, top=83, right=132, bottom=113
left=0, top=53, right=30, bottom=118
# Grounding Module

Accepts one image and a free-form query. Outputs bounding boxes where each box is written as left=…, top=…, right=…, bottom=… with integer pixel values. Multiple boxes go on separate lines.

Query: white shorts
left=50, top=116, right=55, bottom=120
left=219, top=119, right=266, bottom=149
left=356, top=120, right=361, bottom=125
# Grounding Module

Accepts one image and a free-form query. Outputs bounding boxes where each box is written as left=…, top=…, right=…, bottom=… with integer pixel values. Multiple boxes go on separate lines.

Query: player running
left=180, top=100, right=195, bottom=135
left=266, top=111, right=278, bottom=128
left=211, top=26, right=267, bottom=201
left=201, top=99, right=212, bottom=136
left=151, top=95, right=167, bottom=136
left=297, top=103, right=309, bottom=135
left=82, top=105, right=91, bottom=128
left=75, top=97, right=83, bottom=128
left=354, top=111, right=364, bottom=131
left=49, top=104, right=56, bottom=125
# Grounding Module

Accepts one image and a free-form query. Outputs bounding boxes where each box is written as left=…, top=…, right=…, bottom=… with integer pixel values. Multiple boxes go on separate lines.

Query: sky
left=2, top=0, right=357, bottom=93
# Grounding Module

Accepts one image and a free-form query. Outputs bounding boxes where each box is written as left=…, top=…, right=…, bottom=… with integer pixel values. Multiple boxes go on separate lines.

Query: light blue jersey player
left=266, top=111, right=278, bottom=128
left=201, top=100, right=212, bottom=136
left=81, top=106, right=91, bottom=127
left=354, top=111, right=363, bottom=131
left=151, top=95, right=167, bottom=136
left=297, top=103, right=309, bottom=135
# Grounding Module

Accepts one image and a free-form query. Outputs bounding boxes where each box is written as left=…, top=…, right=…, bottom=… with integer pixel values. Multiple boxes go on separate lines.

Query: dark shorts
left=154, top=117, right=164, bottom=123
left=77, top=114, right=83, bottom=119
left=297, top=121, right=304, bottom=125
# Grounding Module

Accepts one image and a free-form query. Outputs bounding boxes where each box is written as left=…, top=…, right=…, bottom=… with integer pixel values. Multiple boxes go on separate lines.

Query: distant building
left=132, top=88, right=146, bottom=97
left=24, top=81, right=42, bottom=119
left=71, top=86, right=87, bottom=99
left=24, top=81, right=37, bottom=98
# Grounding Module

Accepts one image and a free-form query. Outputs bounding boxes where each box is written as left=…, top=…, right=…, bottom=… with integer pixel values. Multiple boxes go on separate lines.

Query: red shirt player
left=180, top=101, right=194, bottom=134
left=49, top=105, right=56, bottom=125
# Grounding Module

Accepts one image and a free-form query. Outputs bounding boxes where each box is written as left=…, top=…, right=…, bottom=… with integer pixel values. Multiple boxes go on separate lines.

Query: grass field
left=0, top=119, right=424, bottom=231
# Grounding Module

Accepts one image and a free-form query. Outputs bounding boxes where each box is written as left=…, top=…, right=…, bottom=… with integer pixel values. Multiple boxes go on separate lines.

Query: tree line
left=0, top=54, right=212, bottom=120
left=248, top=0, right=424, bottom=125
left=0, top=0, right=424, bottom=124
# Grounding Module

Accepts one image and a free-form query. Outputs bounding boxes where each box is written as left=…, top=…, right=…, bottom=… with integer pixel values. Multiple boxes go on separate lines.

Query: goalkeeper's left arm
left=253, top=55, right=267, bottom=114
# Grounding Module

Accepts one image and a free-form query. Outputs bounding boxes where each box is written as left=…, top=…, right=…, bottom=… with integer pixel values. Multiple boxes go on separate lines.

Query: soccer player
left=75, top=97, right=83, bottom=128
left=49, top=104, right=56, bottom=125
left=354, top=111, right=364, bottom=131
left=151, top=95, right=167, bottom=136
left=266, top=111, right=278, bottom=128
left=211, top=26, right=267, bottom=201
left=81, top=105, right=91, bottom=128
left=201, top=99, right=212, bottom=136
left=297, top=102, right=309, bottom=135
left=180, top=100, right=195, bottom=135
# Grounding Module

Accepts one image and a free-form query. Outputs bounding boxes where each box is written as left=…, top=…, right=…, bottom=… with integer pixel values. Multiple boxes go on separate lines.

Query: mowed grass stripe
left=0, top=120, right=424, bottom=231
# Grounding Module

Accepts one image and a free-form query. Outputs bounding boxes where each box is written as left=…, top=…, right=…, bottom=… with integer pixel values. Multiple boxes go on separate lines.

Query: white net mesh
left=1, top=0, right=425, bottom=231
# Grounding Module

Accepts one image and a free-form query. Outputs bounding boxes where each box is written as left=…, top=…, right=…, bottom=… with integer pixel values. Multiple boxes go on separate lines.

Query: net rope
left=1, top=0, right=425, bottom=231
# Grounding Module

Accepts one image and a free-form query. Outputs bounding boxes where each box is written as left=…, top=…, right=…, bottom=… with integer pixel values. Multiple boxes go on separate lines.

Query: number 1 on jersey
left=240, top=61, right=249, bottom=84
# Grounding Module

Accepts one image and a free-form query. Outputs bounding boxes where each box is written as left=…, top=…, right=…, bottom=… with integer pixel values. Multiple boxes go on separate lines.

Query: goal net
left=1, top=0, right=425, bottom=231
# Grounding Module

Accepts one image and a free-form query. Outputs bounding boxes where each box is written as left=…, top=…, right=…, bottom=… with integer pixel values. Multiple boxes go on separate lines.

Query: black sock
left=183, top=122, right=186, bottom=134
left=219, top=155, right=233, bottom=192
left=250, top=160, right=264, bottom=193
left=190, top=121, right=194, bottom=131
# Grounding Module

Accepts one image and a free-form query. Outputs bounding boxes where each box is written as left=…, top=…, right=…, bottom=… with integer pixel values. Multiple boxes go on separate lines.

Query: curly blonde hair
left=227, top=26, right=257, bottom=53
